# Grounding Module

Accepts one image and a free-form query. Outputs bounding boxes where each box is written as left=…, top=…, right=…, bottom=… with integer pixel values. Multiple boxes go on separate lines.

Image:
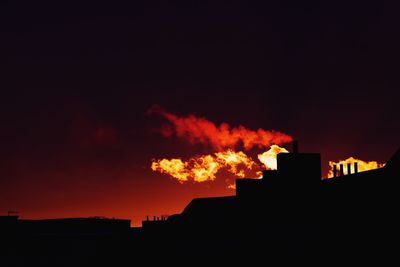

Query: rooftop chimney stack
left=347, top=163, right=352, bottom=175
left=262, top=169, right=270, bottom=179
left=292, top=140, right=299, bottom=153
left=339, top=164, right=344, bottom=176
left=354, top=162, right=358, bottom=173
left=333, top=164, right=337, bottom=178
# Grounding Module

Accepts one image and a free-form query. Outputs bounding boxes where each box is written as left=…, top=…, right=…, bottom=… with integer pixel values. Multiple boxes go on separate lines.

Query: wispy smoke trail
left=148, top=105, right=293, bottom=151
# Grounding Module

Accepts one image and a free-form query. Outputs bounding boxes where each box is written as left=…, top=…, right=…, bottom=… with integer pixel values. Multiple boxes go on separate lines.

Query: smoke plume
left=148, top=105, right=292, bottom=151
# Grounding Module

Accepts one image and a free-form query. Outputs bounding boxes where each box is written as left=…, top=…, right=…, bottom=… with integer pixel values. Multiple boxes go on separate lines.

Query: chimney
left=153, top=216, right=156, bottom=221
left=333, top=164, right=337, bottom=178
left=262, top=169, right=268, bottom=178
left=347, top=163, right=352, bottom=175
left=354, top=162, right=358, bottom=173
left=146, top=216, right=149, bottom=221
left=339, top=164, right=344, bottom=176
left=292, top=140, right=299, bottom=153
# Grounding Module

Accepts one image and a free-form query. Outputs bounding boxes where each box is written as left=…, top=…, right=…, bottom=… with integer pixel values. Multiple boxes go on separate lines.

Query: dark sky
left=1, top=0, right=399, bottom=225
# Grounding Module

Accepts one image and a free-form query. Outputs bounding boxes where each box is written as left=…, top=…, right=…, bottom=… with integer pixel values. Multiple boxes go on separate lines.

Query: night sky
left=1, top=0, right=399, bottom=225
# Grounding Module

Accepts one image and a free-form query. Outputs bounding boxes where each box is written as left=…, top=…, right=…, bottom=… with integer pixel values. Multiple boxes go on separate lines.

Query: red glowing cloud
left=149, top=106, right=294, bottom=187
left=148, top=105, right=292, bottom=151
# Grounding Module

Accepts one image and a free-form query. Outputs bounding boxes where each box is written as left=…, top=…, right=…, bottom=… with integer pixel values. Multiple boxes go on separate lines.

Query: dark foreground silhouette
left=2, top=141, right=399, bottom=265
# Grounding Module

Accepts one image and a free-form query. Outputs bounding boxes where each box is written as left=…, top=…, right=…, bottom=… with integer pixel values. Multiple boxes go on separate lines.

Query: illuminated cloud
left=151, top=149, right=257, bottom=183
left=258, top=145, right=289, bottom=170
left=148, top=105, right=292, bottom=150
left=327, top=157, right=385, bottom=178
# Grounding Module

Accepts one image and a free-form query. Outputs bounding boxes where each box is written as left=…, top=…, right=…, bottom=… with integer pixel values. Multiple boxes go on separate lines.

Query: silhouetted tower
left=277, top=141, right=321, bottom=187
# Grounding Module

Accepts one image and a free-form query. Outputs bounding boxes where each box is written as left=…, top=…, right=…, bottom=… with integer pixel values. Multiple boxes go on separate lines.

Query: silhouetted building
left=2, top=216, right=131, bottom=236
left=4, top=141, right=399, bottom=265
left=0, top=215, right=19, bottom=234
left=167, top=141, right=397, bottom=221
